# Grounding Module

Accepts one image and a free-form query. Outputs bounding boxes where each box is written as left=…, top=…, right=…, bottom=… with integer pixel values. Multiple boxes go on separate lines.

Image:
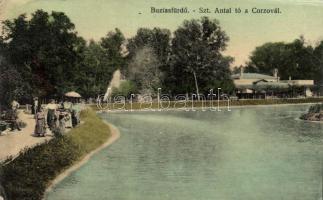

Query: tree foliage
left=127, top=47, right=162, bottom=95
left=0, top=11, right=81, bottom=99
left=313, top=41, right=323, bottom=92
left=127, top=27, right=171, bottom=64
left=166, top=17, right=234, bottom=94
left=246, top=37, right=321, bottom=83
left=0, top=10, right=125, bottom=105
left=4, top=10, right=321, bottom=104
left=100, top=28, right=126, bottom=71
left=0, top=61, right=29, bottom=109
left=74, top=29, right=125, bottom=98
left=125, top=28, right=171, bottom=95
left=1, top=10, right=84, bottom=98
left=111, top=80, right=137, bottom=98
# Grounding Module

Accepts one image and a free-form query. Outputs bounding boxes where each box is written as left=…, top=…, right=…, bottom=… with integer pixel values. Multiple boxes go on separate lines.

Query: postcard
left=0, top=0, right=322, bottom=199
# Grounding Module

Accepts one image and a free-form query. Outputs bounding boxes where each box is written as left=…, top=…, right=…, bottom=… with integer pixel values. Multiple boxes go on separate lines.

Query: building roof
left=231, top=73, right=276, bottom=80
left=235, top=80, right=290, bottom=90
left=255, top=81, right=290, bottom=89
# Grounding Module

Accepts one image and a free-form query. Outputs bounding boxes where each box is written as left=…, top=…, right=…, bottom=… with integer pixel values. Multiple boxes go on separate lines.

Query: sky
left=1, top=0, right=323, bottom=66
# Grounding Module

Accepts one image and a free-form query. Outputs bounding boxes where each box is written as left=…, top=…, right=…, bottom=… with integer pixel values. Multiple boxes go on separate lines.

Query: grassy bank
left=0, top=109, right=111, bottom=200
left=92, top=97, right=323, bottom=111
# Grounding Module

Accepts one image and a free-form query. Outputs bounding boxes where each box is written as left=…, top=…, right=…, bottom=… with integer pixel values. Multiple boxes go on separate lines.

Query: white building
left=231, top=68, right=314, bottom=98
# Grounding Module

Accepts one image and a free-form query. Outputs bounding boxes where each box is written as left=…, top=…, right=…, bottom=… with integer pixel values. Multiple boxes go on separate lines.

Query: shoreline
left=44, top=122, right=120, bottom=197
left=96, top=102, right=319, bottom=113
left=297, top=117, right=323, bottom=123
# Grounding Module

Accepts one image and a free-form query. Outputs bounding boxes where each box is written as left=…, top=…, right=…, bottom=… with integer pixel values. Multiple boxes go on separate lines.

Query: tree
left=245, top=42, right=289, bottom=75
left=0, top=60, right=29, bottom=109
left=1, top=10, right=125, bottom=100
left=74, top=40, right=104, bottom=97
left=126, top=28, right=171, bottom=94
left=101, top=28, right=126, bottom=71
left=1, top=10, right=84, bottom=98
left=126, top=27, right=171, bottom=79
left=246, top=37, right=319, bottom=81
left=75, top=29, right=126, bottom=98
left=313, top=41, right=323, bottom=94
left=127, top=47, right=162, bottom=95
left=127, top=27, right=171, bottom=62
left=166, top=17, right=234, bottom=94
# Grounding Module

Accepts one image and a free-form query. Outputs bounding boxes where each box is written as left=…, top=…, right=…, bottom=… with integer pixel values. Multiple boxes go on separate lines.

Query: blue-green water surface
left=46, top=105, right=323, bottom=200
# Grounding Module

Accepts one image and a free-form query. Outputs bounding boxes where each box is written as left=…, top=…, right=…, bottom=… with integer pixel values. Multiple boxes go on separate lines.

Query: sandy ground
left=0, top=110, right=53, bottom=161
left=44, top=122, right=120, bottom=195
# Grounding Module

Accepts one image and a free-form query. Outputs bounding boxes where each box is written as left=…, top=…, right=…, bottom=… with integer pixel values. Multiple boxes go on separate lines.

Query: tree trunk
left=193, top=71, right=200, bottom=101
left=320, top=66, right=323, bottom=96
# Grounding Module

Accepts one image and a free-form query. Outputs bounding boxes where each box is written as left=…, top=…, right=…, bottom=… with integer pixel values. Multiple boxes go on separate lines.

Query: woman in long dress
left=63, top=101, right=73, bottom=128
left=46, top=99, right=58, bottom=130
left=58, top=112, right=67, bottom=135
left=35, top=108, right=46, bottom=137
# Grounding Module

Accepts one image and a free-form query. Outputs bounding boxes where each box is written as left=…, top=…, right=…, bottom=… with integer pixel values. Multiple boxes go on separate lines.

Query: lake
left=46, top=105, right=323, bottom=200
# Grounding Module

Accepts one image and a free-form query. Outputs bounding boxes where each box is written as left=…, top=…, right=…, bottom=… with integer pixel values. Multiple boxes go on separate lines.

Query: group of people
left=33, top=98, right=83, bottom=137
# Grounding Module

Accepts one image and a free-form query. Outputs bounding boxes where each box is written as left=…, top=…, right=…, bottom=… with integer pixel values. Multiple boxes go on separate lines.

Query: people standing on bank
left=58, top=112, right=68, bottom=135
left=71, top=102, right=81, bottom=127
left=63, top=100, right=73, bottom=128
left=32, top=97, right=40, bottom=116
left=46, top=99, right=58, bottom=130
left=35, top=107, right=46, bottom=137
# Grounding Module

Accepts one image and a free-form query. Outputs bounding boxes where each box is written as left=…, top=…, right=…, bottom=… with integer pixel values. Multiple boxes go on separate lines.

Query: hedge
left=0, top=109, right=111, bottom=200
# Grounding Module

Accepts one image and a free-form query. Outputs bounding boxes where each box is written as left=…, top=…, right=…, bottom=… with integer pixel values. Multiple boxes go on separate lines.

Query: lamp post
left=218, top=88, right=221, bottom=111
left=157, top=88, right=161, bottom=111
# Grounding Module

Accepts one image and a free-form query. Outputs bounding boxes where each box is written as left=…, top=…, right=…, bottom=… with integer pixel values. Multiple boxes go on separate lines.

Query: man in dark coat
left=6, top=109, right=21, bottom=131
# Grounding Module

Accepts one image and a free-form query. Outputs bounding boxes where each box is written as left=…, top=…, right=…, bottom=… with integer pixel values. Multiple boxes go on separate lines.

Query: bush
left=111, top=80, right=137, bottom=98
left=308, top=103, right=323, bottom=113
left=0, top=109, right=111, bottom=200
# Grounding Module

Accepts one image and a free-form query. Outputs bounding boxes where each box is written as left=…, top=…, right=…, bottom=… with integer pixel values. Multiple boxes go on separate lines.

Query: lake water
left=46, top=105, right=323, bottom=200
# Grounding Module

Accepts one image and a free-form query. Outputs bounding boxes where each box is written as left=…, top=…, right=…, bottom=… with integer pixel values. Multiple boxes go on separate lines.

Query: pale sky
left=1, top=0, right=323, bottom=66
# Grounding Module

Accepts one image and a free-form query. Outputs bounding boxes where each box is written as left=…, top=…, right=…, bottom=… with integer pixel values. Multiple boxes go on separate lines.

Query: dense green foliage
left=1, top=12, right=235, bottom=107
left=111, top=80, right=137, bottom=97
left=0, top=109, right=111, bottom=200
left=127, top=47, right=162, bottom=94
left=167, top=17, right=234, bottom=94
left=126, top=27, right=170, bottom=69
left=126, top=28, right=171, bottom=94
left=245, top=37, right=323, bottom=85
left=75, top=29, right=125, bottom=97
left=0, top=63, right=27, bottom=109
left=1, top=10, right=322, bottom=108
left=125, top=17, right=234, bottom=95
left=0, top=10, right=124, bottom=107
left=1, top=10, right=84, bottom=98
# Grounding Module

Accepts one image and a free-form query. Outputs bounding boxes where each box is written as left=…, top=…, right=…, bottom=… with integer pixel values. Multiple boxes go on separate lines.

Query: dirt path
left=0, top=110, right=53, bottom=161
